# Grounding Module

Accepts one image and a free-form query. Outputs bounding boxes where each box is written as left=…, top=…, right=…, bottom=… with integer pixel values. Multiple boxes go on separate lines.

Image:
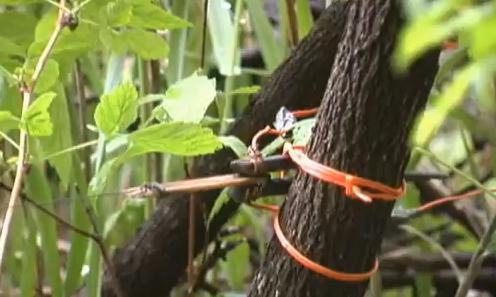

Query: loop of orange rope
left=274, top=214, right=379, bottom=281
left=251, top=202, right=378, bottom=282
left=283, top=143, right=405, bottom=203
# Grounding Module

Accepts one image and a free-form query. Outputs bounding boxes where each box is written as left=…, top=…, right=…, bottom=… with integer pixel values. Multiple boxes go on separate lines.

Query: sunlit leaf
left=413, top=62, right=478, bottom=147
left=124, top=29, right=169, bottom=60
left=24, top=91, right=55, bottom=136
left=130, top=1, right=192, bottom=30
left=94, top=81, right=138, bottom=137
left=121, top=122, right=222, bottom=160
left=153, top=73, right=216, bottom=123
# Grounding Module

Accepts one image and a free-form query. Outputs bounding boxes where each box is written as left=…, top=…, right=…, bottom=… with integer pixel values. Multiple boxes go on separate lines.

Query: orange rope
left=414, top=188, right=493, bottom=212
left=250, top=202, right=379, bottom=282
left=248, top=107, right=482, bottom=283
left=283, top=143, right=405, bottom=203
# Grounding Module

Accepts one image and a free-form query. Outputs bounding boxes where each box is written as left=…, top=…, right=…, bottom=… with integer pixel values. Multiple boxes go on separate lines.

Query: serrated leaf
left=124, top=29, right=169, bottom=60
left=129, top=2, right=192, bottom=30
left=102, top=0, right=132, bottom=27
left=153, top=73, right=216, bottom=123
left=219, top=135, right=247, bottom=158
left=99, top=28, right=127, bottom=54
left=39, top=83, right=73, bottom=190
left=94, top=82, right=138, bottom=137
left=24, top=92, right=55, bottom=136
left=120, top=122, right=222, bottom=161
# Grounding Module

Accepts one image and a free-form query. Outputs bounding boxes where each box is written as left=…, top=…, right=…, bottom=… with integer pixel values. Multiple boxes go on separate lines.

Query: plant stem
left=0, top=0, right=67, bottom=274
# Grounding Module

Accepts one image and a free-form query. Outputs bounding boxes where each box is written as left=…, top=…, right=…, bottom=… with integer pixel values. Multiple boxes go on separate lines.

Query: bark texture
left=102, top=2, right=350, bottom=296
left=248, top=0, right=440, bottom=296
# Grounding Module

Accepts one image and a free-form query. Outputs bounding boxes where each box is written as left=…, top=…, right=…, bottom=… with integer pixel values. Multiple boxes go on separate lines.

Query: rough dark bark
left=248, top=1, right=440, bottom=297
left=102, top=2, right=350, bottom=296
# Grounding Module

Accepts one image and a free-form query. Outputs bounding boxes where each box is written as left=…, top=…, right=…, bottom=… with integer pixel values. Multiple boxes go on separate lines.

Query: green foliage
left=1, top=0, right=495, bottom=296
left=23, top=91, right=55, bottom=136
left=94, top=81, right=138, bottom=137
left=153, top=72, right=217, bottom=123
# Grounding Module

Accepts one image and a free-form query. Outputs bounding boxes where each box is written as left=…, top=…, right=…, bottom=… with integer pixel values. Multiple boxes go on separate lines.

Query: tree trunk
left=248, top=1, right=440, bottom=296
left=102, top=2, right=350, bottom=296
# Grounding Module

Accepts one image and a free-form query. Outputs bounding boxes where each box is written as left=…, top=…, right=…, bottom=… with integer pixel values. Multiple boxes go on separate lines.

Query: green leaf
left=25, top=163, right=64, bottom=297
left=94, top=81, right=138, bottom=137
left=24, top=92, right=55, bottom=136
left=207, top=0, right=241, bottom=75
left=32, top=59, right=60, bottom=94
left=229, top=85, right=261, bottom=95
left=120, top=122, right=222, bottom=161
left=394, top=1, right=494, bottom=71
left=295, top=0, right=314, bottom=38
left=124, top=29, right=169, bottom=60
left=0, top=36, right=24, bottom=56
left=0, top=11, right=37, bottom=49
left=0, top=110, right=20, bottom=132
left=129, top=1, right=192, bottom=30
left=468, top=14, right=496, bottom=59
left=153, top=73, right=216, bottom=123
left=413, top=62, right=478, bottom=147
left=223, top=240, right=250, bottom=290
left=64, top=157, right=91, bottom=296
left=102, top=0, right=132, bottom=26
left=99, top=28, right=128, bottom=54
left=219, top=135, right=247, bottom=158
left=20, top=215, right=37, bottom=297
left=39, top=83, right=73, bottom=190
left=0, top=0, right=40, bottom=3
left=244, top=0, right=284, bottom=70
left=30, top=11, right=97, bottom=59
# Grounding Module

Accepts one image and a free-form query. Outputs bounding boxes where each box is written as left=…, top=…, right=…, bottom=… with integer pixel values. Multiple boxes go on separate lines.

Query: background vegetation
left=0, top=0, right=495, bottom=296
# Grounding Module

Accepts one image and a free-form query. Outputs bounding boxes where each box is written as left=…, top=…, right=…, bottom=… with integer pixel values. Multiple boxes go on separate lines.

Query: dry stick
left=0, top=0, right=67, bottom=274
left=285, top=0, right=299, bottom=47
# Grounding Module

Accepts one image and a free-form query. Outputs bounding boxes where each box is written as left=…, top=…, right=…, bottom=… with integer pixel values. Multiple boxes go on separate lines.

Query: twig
left=400, top=225, right=463, bottom=282
left=0, top=182, right=125, bottom=297
left=0, top=0, right=68, bottom=274
left=0, top=183, right=98, bottom=241
left=73, top=59, right=92, bottom=181
left=187, top=194, right=197, bottom=295
left=455, top=215, right=496, bottom=297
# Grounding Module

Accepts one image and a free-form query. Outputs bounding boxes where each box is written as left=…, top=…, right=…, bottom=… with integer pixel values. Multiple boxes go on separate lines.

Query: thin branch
left=73, top=59, right=92, bottom=181
left=455, top=215, right=496, bottom=297
left=0, top=0, right=67, bottom=273
left=187, top=194, right=197, bottom=295
left=200, top=0, right=209, bottom=70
